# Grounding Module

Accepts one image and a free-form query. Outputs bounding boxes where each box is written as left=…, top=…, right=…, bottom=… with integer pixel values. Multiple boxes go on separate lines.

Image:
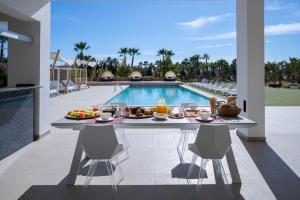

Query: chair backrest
left=80, top=125, right=119, bottom=160
left=193, top=125, right=231, bottom=159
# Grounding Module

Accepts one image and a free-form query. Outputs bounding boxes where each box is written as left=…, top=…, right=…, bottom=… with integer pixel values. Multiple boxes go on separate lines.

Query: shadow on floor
left=19, top=179, right=244, bottom=200
left=241, top=138, right=300, bottom=199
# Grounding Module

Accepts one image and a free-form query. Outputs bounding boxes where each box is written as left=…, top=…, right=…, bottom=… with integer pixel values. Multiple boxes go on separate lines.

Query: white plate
left=196, top=117, right=214, bottom=122
left=153, top=114, right=168, bottom=120
left=95, top=117, right=114, bottom=122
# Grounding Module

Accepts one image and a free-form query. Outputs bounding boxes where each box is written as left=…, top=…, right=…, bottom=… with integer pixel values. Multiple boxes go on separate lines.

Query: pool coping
left=180, top=85, right=226, bottom=102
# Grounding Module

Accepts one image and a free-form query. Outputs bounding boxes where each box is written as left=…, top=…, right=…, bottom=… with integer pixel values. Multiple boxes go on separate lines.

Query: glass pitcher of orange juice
left=156, top=98, right=168, bottom=114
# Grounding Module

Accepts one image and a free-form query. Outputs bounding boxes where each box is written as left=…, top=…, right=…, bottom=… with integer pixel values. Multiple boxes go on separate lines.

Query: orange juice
left=156, top=105, right=168, bottom=113
left=210, top=97, right=216, bottom=114
left=156, top=98, right=168, bottom=114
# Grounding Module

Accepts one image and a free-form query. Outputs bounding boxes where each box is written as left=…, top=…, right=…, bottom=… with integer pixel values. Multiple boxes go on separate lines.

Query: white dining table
left=52, top=113, right=256, bottom=185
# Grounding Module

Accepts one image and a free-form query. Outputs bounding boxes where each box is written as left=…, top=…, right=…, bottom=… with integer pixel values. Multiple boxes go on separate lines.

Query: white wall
left=1, top=1, right=51, bottom=137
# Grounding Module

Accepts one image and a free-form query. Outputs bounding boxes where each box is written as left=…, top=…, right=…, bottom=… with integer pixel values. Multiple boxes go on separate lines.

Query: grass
left=265, top=86, right=300, bottom=106
left=185, top=83, right=300, bottom=106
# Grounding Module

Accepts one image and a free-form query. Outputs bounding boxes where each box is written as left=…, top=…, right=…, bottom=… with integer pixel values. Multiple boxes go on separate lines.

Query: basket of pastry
left=218, top=96, right=241, bottom=117
left=66, top=107, right=100, bottom=119
left=124, top=107, right=154, bottom=119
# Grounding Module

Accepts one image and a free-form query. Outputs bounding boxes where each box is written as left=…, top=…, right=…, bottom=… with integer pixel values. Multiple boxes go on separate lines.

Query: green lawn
left=265, top=86, right=300, bottom=106
left=186, top=83, right=300, bottom=106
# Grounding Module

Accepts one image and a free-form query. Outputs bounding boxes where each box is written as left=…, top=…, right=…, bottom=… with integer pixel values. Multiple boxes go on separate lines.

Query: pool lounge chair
left=50, top=83, right=58, bottom=97
left=60, top=80, right=78, bottom=92
left=50, top=81, right=59, bottom=97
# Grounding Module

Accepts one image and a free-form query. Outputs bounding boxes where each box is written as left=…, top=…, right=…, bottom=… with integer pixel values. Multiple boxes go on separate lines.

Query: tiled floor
left=0, top=86, right=300, bottom=200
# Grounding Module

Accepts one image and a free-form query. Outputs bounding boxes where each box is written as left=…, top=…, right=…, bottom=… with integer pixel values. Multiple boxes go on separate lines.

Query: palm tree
left=74, top=42, right=90, bottom=61
left=157, top=49, right=167, bottom=61
left=203, top=53, right=210, bottom=72
left=0, top=36, right=8, bottom=63
left=84, top=55, right=96, bottom=81
left=128, top=48, right=140, bottom=68
left=157, top=49, right=175, bottom=75
left=189, top=55, right=201, bottom=79
left=286, top=57, right=300, bottom=83
left=118, top=48, right=129, bottom=65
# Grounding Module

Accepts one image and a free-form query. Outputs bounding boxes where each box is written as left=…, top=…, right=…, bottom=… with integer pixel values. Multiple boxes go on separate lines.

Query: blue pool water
left=105, top=86, right=210, bottom=106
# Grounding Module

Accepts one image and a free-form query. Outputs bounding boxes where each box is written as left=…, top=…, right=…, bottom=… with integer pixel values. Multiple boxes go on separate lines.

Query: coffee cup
left=199, top=112, right=211, bottom=120
left=101, top=112, right=111, bottom=120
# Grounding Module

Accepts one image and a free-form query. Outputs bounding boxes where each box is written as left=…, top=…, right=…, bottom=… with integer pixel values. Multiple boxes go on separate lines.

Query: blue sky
left=51, top=0, right=300, bottom=64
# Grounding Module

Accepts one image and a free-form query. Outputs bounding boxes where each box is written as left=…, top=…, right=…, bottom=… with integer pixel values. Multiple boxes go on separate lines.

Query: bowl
left=101, top=112, right=112, bottom=120
left=199, top=112, right=211, bottom=120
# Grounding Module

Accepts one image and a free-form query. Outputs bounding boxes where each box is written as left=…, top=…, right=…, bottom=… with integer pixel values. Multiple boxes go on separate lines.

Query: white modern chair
left=187, top=125, right=233, bottom=198
left=177, top=103, right=199, bottom=163
left=80, top=125, right=129, bottom=193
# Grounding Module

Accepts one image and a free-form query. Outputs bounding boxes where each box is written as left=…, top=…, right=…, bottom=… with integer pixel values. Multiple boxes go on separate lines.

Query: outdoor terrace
left=0, top=86, right=299, bottom=200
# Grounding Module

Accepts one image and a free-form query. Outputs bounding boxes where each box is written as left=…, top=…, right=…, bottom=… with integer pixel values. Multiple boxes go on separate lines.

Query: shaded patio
left=0, top=86, right=299, bottom=200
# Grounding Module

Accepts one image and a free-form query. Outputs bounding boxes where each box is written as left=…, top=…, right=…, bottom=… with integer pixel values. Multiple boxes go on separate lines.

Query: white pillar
left=236, top=0, right=265, bottom=141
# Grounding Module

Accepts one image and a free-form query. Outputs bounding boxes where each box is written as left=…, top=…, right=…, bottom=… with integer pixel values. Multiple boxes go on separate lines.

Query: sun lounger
left=60, top=80, right=78, bottom=92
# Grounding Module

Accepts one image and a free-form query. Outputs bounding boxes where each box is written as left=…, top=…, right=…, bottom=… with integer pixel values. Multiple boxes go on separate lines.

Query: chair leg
left=115, top=157, right=124, bottom=185
left=216, top=159, right=233, bottom=199
left=181, top=131, right=189, bottom=163
left=187, top=154, right=198, bottom=184
left=105, top=160, right=118, bottom=194
left=177, top=132, right=185, bottom=163
left=84, top=160, right=98, bottom=186
left=196, top=159, right=208, bottom=191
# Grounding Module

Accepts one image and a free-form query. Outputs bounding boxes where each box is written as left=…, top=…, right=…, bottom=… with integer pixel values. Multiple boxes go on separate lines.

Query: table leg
left=226, top=146, right=241, bottom=184
left=67, top=132, right=84, bottom=185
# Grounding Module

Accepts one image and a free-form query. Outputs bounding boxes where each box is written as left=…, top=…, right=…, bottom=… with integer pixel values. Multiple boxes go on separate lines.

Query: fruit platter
left=124, top=107, right=154, bottom=119
left=66, top=107, right=100, bottom=119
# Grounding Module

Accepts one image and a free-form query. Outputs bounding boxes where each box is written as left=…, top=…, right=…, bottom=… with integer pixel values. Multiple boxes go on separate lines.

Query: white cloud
left=265, top=1, right=285, bottom=11
left=192, top=32, right=236, bottom=40
left=265, top=23, right=300, bottom=36
left=191, top=22, right=300, bottom=40
left=265, top=1, right=298, bottom=11
left=197, top=43, right=232, bottom=49
left=177, top=13, right=232, bottom=28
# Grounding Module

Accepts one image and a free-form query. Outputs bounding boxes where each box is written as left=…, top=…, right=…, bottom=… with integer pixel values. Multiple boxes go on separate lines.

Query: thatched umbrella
left=164, top=71, right=176, bottom=81
left=130, top=71, right=142, bottom=81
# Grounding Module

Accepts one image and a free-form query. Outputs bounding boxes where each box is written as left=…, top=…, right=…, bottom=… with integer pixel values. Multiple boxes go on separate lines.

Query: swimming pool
left=105, top=86, right=210, bottom=106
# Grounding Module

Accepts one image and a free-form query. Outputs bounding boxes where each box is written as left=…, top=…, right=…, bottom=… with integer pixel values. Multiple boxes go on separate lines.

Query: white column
left=236, top=0, right=265, bottom=140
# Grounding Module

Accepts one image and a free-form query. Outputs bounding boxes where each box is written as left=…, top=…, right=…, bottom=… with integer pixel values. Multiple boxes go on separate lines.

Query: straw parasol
left=101, top=70, right=114, bottom=81
left=164, top=71, right=176, bottom=81
left=130, top=71, right=142, bottom=81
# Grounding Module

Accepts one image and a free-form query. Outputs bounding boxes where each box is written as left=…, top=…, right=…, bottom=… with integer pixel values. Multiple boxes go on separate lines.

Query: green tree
left=157, top=49, right=175, bottom=75
left=286, top=57, right=300, bottom=83
left=118, top=48, right=129, bottom=65
left=203, top=53, right=210, bottom=71
left=74, top=42, right=90, bottom=60
left=265, top=62, right=279, bottom=83
left=189, top=54, right=202, bottom=79
left=128, top=48, right=141, bottom=68
left=215, top=59, right=230, bottom=81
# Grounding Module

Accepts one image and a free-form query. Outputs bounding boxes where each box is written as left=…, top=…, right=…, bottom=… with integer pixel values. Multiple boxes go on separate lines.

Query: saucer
left=196, top=117, right=214, bottom=122
left=95, top=117, right=114, bottom=123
